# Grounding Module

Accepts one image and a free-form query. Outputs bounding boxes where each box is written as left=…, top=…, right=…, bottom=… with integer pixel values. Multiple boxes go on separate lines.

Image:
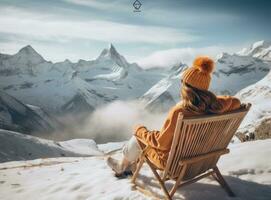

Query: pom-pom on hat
left=181, top=56, right=215, bottom=90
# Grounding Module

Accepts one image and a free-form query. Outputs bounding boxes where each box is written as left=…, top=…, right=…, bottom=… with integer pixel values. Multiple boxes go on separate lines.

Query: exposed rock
left=236, top=117, right=271, bottom=142
left=255, top=117, right=271, bottom=140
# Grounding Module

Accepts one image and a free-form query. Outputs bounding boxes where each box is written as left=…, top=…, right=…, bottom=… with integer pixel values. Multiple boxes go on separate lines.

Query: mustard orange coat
left=134, top=96, right=241, bottom=169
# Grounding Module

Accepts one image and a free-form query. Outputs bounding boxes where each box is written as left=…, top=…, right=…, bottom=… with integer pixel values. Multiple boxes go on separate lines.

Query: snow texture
left=0, top=139, right=270, bottom=200
left=236, top=70, right=271, bottom=136
left=0, top=129, right=103, bottom=162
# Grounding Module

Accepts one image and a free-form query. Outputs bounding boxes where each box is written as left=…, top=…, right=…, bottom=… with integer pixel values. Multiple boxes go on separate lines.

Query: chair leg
left=213, top=166, right=235, bottom=197
left=131, top=156, right=144, bottom=184
left=145, top=158, right=172, bottom=200
left=169, top=164, right=187, bottom=197
left=211, top=173, right=220, bottom=183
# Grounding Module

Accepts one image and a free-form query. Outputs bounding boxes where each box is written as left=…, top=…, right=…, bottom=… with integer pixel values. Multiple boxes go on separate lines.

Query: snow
left=0, top=139, right=270, bottom=200
left=140, top=63, right=187, bottom=112
left=1, top=41, right=271, bottom=199
left=210, top=52, right=270, bottom=95
left=0, top=91, right=59, bottom=134
left=0, top=44, right=166, bottom=114
left=140, top=47, right=271, bottom=113
left=58, top=139, right=103, bottom=156
left=98, top=141, right=125, bottom=154
left=238, top=40, right=271, bottom=61
left=0, top=129, right=103, bottom=162
left=26, top=104, right=58, bottom=129
left=1, top=42, right=270, bottom=116
left=236, top=70, right=271, bottom=135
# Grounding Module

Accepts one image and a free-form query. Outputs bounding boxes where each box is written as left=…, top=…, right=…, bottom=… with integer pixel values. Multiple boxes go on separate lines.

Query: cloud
left=0, top=6, right=246, bottom=66
left=63, top=0, right=129, bottom=11
left=136, top=45, right=242, bottom=68
left=47, top=100, right=167, bottom=143
left=0, top=7, right=198, bottom=45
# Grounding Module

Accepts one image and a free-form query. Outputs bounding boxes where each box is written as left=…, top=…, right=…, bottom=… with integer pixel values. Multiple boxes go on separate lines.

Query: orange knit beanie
left=181, top=56, right=215, bottom=90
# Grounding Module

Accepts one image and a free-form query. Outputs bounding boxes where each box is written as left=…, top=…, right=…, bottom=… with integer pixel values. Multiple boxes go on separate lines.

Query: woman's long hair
left=181, top=82, right=224, bottom=114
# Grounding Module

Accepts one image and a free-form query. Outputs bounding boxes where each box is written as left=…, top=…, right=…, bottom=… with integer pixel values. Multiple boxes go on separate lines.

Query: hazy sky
left=0, top=0, right=270, bottom=67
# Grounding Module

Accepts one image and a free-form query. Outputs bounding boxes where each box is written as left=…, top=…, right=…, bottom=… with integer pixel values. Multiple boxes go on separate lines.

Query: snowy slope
left=235, top=70, right=271, bottom=140
left=0, top=139, right=270, bottom=200
left=140, top=63, right=188, bottom=112
left=0, top=91, right=59, bottom=134
left=0, top=129, right=103, bottom=162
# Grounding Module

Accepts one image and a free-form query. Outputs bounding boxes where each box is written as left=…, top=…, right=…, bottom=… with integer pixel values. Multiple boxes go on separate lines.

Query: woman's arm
left=134, top=104, right=182, bottom=151
left=133, top=125, right=160, bottom=148
left=217, top=96, right=241, bottom=112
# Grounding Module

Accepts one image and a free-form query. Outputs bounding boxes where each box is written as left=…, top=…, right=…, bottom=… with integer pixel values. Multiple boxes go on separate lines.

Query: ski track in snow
left=0, top=139, right=271, bottom=200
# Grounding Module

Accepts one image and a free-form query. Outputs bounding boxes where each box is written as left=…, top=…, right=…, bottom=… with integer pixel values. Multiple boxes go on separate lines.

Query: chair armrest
left=179, top=149, right=230, bottom=165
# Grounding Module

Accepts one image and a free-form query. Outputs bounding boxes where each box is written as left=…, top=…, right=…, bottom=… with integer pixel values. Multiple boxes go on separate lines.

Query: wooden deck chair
left=131, top=103, right=251, bottom=200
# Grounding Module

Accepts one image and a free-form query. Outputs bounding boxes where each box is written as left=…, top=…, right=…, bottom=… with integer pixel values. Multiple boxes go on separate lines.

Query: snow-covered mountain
left=210, top=52, right=270, bottom=95
left=0, top=45, right=47, bottom=76
left=238, top=40, right=271, bottom=61
left=1, top=41, right=271, bottom=116
left=140, top=63, right=188, bottom=112
left=0, top=44, right=167, bottom=115
left=140, top=41, right=271, bottom=111
left=0, top=91, right=60, bottom=135
left=235, top=70, right=271, bottom=141
left=1, top=41, right=271, bottom=200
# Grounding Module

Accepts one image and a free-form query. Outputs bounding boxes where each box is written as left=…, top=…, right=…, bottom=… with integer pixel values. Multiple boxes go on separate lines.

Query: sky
left=0, top=0, right=270, bottom=68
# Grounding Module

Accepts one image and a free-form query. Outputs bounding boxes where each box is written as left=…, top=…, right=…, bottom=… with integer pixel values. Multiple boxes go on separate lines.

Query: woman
left=107, top=56, right=241, bottom=176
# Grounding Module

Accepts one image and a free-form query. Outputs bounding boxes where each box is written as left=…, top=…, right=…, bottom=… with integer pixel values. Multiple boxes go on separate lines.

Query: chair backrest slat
left=163, top=105, right=250, bottom=180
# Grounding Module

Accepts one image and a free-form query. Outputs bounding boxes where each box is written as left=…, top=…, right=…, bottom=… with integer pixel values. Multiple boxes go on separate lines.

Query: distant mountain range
left=238, top=40, right=271, bottom=61
left=0, top=40, right=271, bottom=141
left=0, top=41, right=270, bottom=117
left=0, top=44, right=176, bottom=115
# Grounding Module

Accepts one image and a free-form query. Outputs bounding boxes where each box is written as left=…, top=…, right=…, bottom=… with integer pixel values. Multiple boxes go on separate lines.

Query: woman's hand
left=240, top=103, right=250, bottom=109
left=133, top=124, right=146, bottom=134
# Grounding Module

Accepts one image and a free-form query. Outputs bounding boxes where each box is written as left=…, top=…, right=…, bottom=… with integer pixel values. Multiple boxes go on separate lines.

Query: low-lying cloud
left=47, top=100, right=167, bottom=144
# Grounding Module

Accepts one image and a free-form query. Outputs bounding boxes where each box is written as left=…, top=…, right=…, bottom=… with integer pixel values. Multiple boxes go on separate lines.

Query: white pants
left=122, top=136, right=142, bottom=162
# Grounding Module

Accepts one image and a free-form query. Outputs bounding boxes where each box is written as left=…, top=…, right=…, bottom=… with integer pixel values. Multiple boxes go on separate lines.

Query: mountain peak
left=18, top=45, right=37, bottom=55
left=99, top=43, right=120, bottom=59
left=64, top=59, right=72, bottom=63
left=15, top=45, right=45, bottom=64
left=109, top=43, right=116, bottom=51
left=97, top=43, right=129, bottom=67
